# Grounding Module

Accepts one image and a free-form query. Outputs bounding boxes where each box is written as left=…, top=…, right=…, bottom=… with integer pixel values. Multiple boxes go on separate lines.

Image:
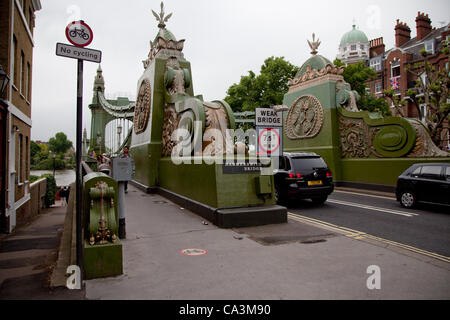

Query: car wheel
left=311, top=196, right=327, bottom=204
left=400, top=191, right=416, bottom=208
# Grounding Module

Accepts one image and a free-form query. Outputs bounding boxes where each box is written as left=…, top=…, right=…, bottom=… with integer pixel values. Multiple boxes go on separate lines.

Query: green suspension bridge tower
left=88, top=65, right=135, bottom=155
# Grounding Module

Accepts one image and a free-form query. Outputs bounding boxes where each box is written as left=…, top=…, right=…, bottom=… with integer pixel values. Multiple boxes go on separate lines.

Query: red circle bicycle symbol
left=65, top=20, right=93, bottom=47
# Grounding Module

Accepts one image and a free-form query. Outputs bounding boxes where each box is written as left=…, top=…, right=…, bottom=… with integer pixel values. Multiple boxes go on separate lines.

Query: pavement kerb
left=50, top=182, right=76, bottom=288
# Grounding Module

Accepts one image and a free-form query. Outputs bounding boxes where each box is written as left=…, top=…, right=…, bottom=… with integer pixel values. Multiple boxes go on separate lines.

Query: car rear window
left=419, top=165, right=442, bottom=180
left=291, top=157, right=327, bottom=171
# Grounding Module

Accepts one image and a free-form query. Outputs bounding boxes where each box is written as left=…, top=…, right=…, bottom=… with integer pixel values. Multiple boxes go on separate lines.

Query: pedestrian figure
left=59, top=186, right=68, bottom=206
left=97, top=153, right=111, bottom=175
left=64, top=186, right=70, bottom=205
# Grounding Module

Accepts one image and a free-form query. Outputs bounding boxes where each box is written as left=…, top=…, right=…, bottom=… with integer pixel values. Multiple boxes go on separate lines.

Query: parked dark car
left=274, top=152, right=334, bottom=204
left=395, top=163, right=450, bottom=208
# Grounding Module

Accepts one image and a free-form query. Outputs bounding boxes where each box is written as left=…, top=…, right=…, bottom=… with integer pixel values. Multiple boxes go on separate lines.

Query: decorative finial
left=151, top=2, right=173, bottom=29
left=307, top=33, right=321, bottom=55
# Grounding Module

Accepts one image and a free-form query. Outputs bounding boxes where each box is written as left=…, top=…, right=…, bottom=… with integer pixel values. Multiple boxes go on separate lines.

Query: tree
left=30, top=141, right=41, bottom=166
left=224, top=56, right=299, bottom=112
left=48, top=132, right=73, bottom=155
left=405, top=46, right=449, bottom=146
left=334, top=58, right=391, bottom=116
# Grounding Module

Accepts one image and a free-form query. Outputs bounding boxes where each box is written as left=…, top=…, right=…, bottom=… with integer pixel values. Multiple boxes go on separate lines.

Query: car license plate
left=308, top=180, right=322, bottom=186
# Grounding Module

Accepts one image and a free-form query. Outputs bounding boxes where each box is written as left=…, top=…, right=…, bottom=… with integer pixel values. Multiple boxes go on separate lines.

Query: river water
left=31, top=169, right=76, bottom=187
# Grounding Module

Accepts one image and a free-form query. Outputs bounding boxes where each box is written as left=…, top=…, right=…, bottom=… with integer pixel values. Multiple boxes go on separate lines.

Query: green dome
left=340, top=25, right=368, bottom=46
left=295, top=54, right=333, bottom=78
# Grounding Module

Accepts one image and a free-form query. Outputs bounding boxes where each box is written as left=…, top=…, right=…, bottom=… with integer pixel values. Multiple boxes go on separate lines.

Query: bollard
left=118, top=181, right=126, bottom=239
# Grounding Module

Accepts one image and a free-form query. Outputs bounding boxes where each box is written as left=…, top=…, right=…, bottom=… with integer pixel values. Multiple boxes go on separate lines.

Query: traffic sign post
left=56, top=20, right=101, bottom=285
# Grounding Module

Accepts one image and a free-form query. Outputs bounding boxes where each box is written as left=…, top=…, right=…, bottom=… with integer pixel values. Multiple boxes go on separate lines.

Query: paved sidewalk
left=85, top=184, right=450, bottom=300
left=0, top=200, right=85, bottom=300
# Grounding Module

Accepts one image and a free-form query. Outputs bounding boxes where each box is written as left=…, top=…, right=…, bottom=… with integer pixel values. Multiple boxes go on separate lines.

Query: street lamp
left=0, top=65, right=10, bottom=99
left=117, top=123, right=122, bottom=154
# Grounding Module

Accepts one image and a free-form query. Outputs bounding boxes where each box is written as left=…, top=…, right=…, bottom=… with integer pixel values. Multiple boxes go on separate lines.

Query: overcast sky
left=31, top=0, right=450, bottom=145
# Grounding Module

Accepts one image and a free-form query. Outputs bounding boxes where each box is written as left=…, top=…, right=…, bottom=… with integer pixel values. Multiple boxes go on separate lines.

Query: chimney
left=369, top=37, right=385, bottom=57
left=395, top=19, right=411, bottom=47
left=416, top=12, right=432, bottom=40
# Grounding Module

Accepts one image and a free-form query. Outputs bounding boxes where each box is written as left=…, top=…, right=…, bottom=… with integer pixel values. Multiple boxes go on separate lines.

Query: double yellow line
left=288, top=212, right=450, bottom=264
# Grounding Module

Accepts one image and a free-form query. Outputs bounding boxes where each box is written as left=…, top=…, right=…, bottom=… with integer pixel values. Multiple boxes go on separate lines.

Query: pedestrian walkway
left=85, top=184, right=450, bottom=300
left=0, top=200, right=85, bottom=300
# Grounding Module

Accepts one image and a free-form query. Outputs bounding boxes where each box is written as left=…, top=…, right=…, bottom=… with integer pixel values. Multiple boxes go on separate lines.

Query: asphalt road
left=287, top=189, right=450, bottom=258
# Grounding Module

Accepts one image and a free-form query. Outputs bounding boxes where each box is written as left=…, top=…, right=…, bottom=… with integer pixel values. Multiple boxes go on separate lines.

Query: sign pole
left=76, top=58, right=83, bottom=278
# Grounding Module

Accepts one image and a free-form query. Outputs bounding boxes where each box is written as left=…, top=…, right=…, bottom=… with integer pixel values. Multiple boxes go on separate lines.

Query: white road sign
left=65, top=20, right=93, bottom=47
left=56, top=43, right=102, bottom=63
left=257, top=127, right=282, bottom=155
left=255, top=108, right=283, bottom=127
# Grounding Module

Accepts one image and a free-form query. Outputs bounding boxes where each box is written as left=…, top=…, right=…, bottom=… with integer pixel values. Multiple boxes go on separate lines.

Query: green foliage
left=42, top=174, right=56, bottom=208
left=334, top=58, right=390, bottom=116
left=224, top=56, right=299, bottom=112
left=402, top=41, right=450, bottom=146
left=31, top=133, right=75, bottom=169
left=30, top=141, right=41, bottom=164
left=359, top=95, right=392, bottom=116
left=333, top=59, right=376, bottom=96
left=29, top=175, right=40, bottom=183
left=48, top=132, right=73, bottom=155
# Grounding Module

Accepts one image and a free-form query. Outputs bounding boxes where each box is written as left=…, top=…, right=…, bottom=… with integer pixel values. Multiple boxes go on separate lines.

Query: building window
left=424, top=40, right=434, bottom=54
left=370, top=58, right=381, bottom=72
left=375, top=81, right=382, bottom=93
left=29, top=8, right=33, bottom=29
left=350, top=44, right=357, bottom=51
left=12, top=36, right=17, bottom=86
left=20, top=51, right=25, bottom=95
left=391, top=65, right=400, bottom=78
left=26, top=62, right=31, bottom=101
left=420, top=104, right=428, bottom=122
left=18, top=133, right=23, bottom=183
left=25, top=136, right=29, bottom=181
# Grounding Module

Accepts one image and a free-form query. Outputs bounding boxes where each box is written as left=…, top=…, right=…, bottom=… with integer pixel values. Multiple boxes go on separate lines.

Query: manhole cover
left=179, top=248, right=208, bottom=256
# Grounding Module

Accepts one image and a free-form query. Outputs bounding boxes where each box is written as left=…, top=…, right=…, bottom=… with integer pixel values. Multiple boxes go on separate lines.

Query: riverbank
left=31, top=170, right=75, bottom=187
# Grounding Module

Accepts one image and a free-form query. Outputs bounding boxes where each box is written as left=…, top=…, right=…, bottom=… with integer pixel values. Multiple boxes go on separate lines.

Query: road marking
left=288, top=212, right=450, bottom=263
left=334, top=189, right=396, bottom=200
left=327, top=199, right=419, bottom=217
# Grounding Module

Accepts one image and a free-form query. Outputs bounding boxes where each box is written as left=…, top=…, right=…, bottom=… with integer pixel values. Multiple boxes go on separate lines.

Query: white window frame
left=370, top=58, right=381, bottom=72
left=375, top=81, right=382, bottom=93
left=424, top=40, right=434, bottom=54
left=419, top=103, right=428, bottom=122
left=19, top=51, right=24, bottom=94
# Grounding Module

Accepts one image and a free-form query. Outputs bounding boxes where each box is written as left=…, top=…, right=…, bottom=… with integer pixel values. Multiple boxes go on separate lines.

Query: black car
left=274, top=152, right=334, bottom=204
left=395, top=163, right=450, bottom=208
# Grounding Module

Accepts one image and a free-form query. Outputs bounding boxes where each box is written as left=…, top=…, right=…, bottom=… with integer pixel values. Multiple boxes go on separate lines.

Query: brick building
left=366, top=12, right=449, bottom=149
left=0, top=0, right=42, bottom=233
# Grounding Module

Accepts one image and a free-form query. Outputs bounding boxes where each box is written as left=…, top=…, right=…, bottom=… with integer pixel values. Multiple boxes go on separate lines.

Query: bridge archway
left=88, top=65, right=135, bottom=156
